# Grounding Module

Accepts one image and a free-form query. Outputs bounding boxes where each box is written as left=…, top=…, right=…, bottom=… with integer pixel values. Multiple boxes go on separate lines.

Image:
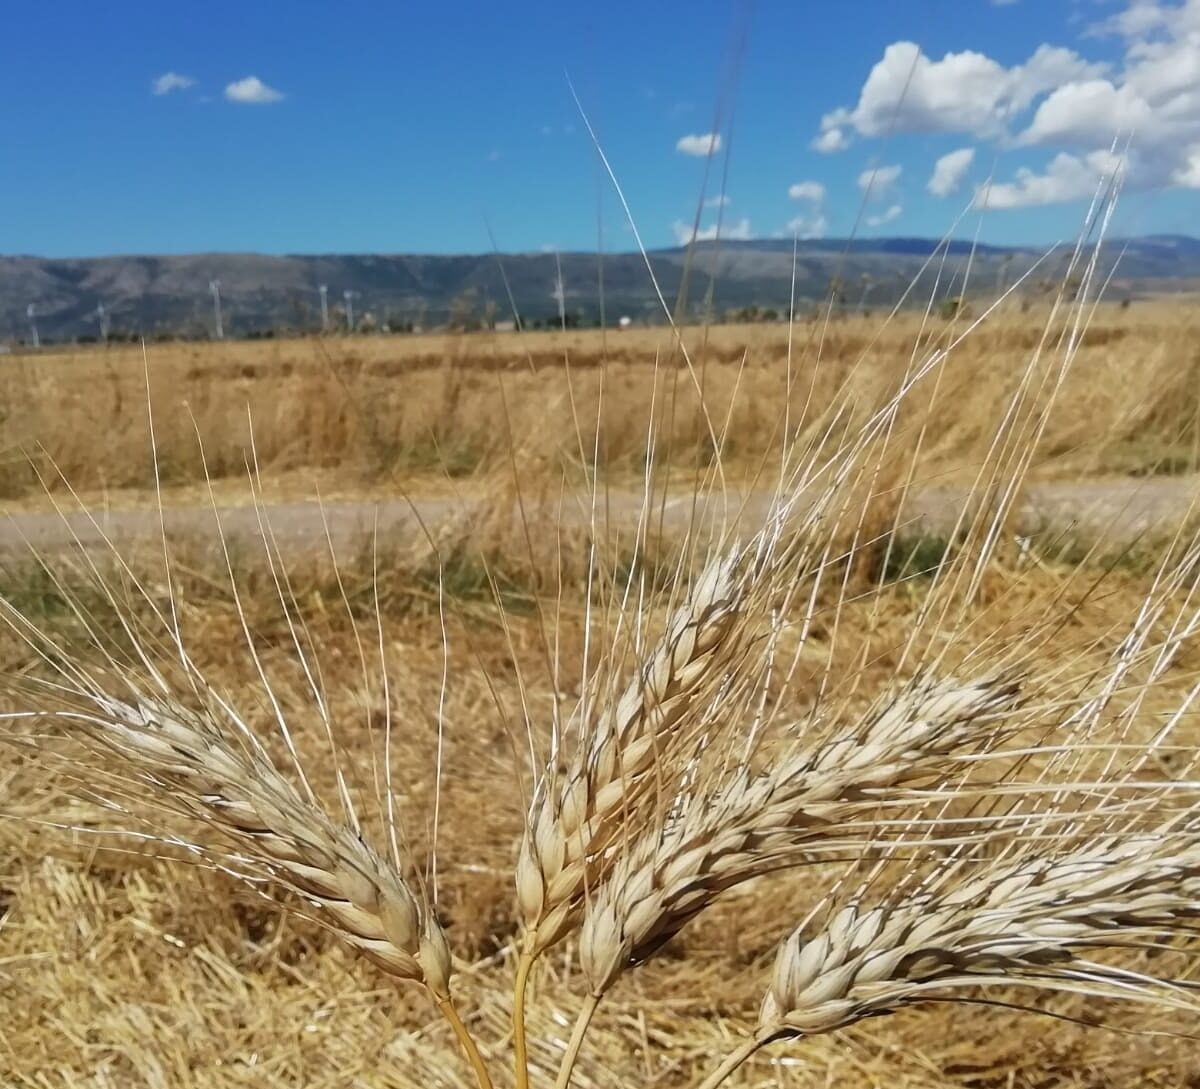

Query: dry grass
left=5, top=255, right=1200, bottom=1089
left=4, top=549, right=1199, bottom=1088
left=1, top=299, right=1199, bottom=509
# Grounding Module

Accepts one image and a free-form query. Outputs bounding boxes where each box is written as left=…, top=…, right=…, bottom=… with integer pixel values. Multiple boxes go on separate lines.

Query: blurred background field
left=1, top=298, right=1198, bottom=511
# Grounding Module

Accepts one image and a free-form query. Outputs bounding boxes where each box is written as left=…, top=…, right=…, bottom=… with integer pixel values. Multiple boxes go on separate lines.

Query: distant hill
left=2, top=235, right=1198, bottom=342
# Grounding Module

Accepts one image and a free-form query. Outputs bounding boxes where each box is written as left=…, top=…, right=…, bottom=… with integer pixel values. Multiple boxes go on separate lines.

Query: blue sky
left=2, top=0, right=1197, bottom=256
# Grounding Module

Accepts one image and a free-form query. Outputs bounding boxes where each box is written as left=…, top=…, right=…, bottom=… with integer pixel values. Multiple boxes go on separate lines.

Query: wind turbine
left=318, top=284, right=329, bottom=332
left=209, top=279, right=224, bottom=340
left=26, top=304, right=39, bottom=348
left=343, top=289, right=358, bottom=333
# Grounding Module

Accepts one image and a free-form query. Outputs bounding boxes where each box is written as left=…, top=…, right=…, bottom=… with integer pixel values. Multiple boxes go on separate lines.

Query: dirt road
left=2, top=475, right=1196, bottom=560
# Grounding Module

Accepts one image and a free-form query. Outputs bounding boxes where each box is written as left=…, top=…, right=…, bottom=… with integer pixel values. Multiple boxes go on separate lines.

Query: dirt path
left=2, top=475, right=1196, bottom=560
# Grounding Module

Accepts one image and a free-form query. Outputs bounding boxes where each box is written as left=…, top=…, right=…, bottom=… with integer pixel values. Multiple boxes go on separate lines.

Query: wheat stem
left=690, top=1032, right=774, bottom=1089
left=512, top=950, right=534, bottom=1089
left=554, top=992, right=600, bottom=1089
left=436, top=997, right=495, bottom=1089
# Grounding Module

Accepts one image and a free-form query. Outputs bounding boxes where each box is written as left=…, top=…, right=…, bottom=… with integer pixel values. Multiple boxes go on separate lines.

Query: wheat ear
left=23, top=689, right=452, bottom=987
left=9, top=682, right=494, bottom=1088
left=695, top=824, right=1200, bottom=1089
left=576, top=673, right=1024, bottom=997
left=517, top=552, right=748, bottom=955
left=513, top=551, right=748, bottom=1089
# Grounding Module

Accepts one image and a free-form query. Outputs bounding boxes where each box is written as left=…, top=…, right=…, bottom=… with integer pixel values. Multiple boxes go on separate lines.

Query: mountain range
left=3, top=235, right=1198, bottom=342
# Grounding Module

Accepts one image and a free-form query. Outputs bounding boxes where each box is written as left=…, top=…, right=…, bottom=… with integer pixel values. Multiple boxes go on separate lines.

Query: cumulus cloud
left=812, top=127, right=849, bottom=153
left=152, top=72, right=195, bottom=96
left=1088, top=0, right=1199, bottom=40
left=786, top=181, right=827, bottom=237
left=1019, top=80, right=1153, bottom=146
left=676, top=132, right=722, bottom=157
left=977, top=150, right=1125, bottom=209
left=673, top=217, right=752, bottom=244
left=224, top=76, right=284, bottom=104
left=788, top=180, right=826, bottom=202
left=787, top=213, right=829, bottom=239
left=817, top=42, right=1106, bottom=144
left=928, top=148, right=976, bottom=196
left=814, top=4, right=1200, bottom=209
left=857, top=163, right=902, bottom=200
left=1174, top=148, right=1200, bottom=187
left=866, top=204, right=903, bottom=227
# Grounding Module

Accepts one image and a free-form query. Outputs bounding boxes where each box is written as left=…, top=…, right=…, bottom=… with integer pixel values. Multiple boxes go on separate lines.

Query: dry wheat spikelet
left=761, top=828, right=1200, bottom=1038
left=517, top=550, right=750, bottom=953
left=685, top=820, right=1200, bottom=1089
left=19, top=685, right=453, bottom=997
left=577, top=673, right=1024, bottom=995
left=517, top=451, right=882, bottom=959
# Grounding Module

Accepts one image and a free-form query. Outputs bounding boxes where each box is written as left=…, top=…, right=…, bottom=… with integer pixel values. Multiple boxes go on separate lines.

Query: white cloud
left=1019, top=79, right=1154, bottom=146
left=857, top=163, right=902, bottom=199
left=1125, top=31, right=1200, bottom=105
left=703, top=194, right=731, bottom=208
left=866, top=204, right=903, bottom=227
left=977, top=150, right=1126, bottom=209
left=812, top=127, right=849, bottom=153
left=786, top=213, right=828, bottom=239
left=1088, top=0, right=1200, bottom=40
left=673, top=217, right=753, bottom=244
left=928, top=147, right=976, bottom=196
left=814, top=6, right=1200, bottom=209
left=786, top=181, right=827, bottom=236
left=675, top=132, right=722, bottom=157
left=818, top=41, right=1106, bottom=143
left=224, top=76, right=284, bottom=105
left=788, top=180, right=826, bottom=202
left=152, top=72, right=195, bottom=96
left=1173, top=147, right=1200, bottom=187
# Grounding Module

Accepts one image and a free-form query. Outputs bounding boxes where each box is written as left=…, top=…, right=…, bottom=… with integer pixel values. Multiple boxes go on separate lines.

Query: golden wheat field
left=5, top=295, right=1200, bottom=1089
left=1, top=299, right=1198, bottom=507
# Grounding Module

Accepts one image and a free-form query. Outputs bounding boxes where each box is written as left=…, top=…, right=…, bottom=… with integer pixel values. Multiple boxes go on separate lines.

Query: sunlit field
left=1, top=298, right=1198, bottom=508
left=5, top=287, right=1200, bottom=1089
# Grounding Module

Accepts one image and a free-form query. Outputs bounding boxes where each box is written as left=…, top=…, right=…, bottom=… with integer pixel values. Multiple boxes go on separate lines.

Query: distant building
left=618, top=315, right=633, bottom=330
left=494, top=320, right=517, bottom=333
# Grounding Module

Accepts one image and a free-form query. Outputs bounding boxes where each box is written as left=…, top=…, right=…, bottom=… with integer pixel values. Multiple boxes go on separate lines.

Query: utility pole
left=552, top=250, right=566, bottom=330
left=26, top=304, right=39, bottom=348
left=996, top=253, right=1014, bottom=298
left=343, top=289, right=356, bottom=332
left=318, top=284, right=329, bottom=331
left=209, top=280, right=224, bottom=340
left=858, top=274, right=874, bottom=313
